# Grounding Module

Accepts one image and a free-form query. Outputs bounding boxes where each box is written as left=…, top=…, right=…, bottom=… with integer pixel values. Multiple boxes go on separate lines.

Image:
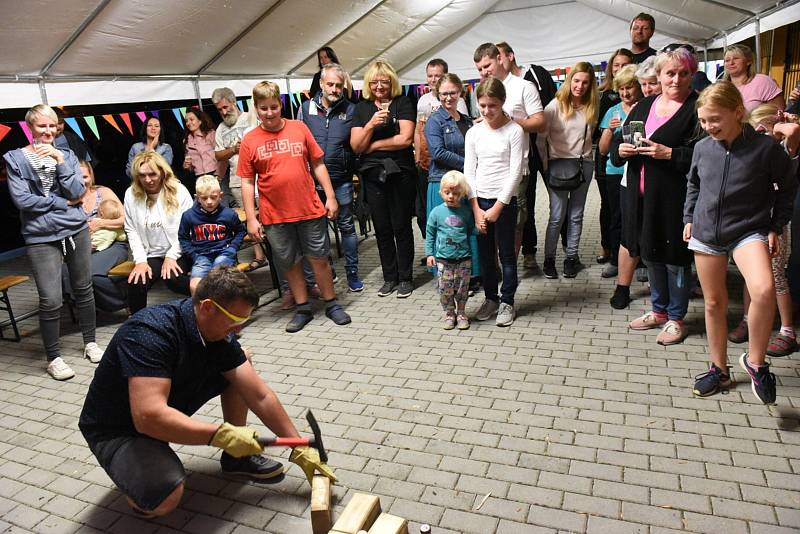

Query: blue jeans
left=333, top=182, right=359, bottom=276
left=476, top=197, right=518, bottom=305
left=190, top=254, right=236, bottom=278
left=645, top=261, right=691, bottom=321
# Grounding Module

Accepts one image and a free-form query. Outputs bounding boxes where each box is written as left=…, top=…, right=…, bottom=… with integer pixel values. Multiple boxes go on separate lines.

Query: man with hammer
left=79, top=267, right=335, bottom=517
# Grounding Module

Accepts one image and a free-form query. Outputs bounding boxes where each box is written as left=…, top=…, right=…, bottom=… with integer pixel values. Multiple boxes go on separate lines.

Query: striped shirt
left=23, top=149, right=57, bottom=196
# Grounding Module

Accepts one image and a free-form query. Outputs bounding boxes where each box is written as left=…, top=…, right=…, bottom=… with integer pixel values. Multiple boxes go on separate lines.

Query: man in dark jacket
left=299, top=63, right=363, bottom=292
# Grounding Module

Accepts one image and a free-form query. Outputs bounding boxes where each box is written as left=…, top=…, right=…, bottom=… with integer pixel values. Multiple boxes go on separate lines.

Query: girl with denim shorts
left=684, top=82, right=796, bottom=404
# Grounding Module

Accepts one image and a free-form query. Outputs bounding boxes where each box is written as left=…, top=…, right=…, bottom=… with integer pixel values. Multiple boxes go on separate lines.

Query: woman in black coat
left=611, top=48, right=700, bottom=346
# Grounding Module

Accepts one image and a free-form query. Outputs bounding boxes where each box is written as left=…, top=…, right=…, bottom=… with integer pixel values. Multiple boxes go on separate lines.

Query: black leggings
left=127, top=255, right=192, bottom=313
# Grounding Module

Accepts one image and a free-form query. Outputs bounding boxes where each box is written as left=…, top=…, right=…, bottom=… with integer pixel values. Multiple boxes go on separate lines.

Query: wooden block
left=310, top=474, right=331, bottom=534
left=330, top=493, right=381, bottom=534
left=368, top=513, right=408, bottom=534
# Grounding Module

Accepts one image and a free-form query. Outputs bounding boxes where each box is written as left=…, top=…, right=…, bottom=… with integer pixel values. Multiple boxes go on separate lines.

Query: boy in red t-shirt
left=238, top=81, right=350, bottom=332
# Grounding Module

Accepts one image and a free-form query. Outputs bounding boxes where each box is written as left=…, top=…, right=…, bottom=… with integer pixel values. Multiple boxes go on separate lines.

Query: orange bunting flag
left=119, top=113, right=134, bottom=135
left=0, top=123, right=10, bottom=144
left=102, top=114, right=123, bottom=134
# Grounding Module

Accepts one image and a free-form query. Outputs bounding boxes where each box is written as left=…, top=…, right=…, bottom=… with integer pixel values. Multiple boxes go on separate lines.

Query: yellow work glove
left=289, top=446, right=337, bottom=484
left=209, top=423, right=263, bottom=458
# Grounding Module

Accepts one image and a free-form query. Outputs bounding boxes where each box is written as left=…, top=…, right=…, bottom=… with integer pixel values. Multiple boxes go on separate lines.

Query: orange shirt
left=237, top=120, right=326, bottom=225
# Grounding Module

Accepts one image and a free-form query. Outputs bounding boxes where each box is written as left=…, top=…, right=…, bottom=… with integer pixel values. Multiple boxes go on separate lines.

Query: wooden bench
left=0, top=275, right=33, bottom=342
left=108, top=260, right=136, bottom=277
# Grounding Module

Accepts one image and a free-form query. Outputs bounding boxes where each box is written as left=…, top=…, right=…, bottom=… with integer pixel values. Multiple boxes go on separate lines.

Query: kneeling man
left=79, top=266, right=334, bottom=517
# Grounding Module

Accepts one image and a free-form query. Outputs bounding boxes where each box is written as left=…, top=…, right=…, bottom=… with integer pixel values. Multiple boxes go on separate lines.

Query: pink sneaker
left=656, top=320, right=687, bottom=345
left=629, top=311, right=668, bottom=331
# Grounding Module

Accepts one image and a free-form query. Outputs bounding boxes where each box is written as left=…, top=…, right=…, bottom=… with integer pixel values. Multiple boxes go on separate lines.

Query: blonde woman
left=540, top=62, right=599, bottom=279
left=125, top=151, right=193, bottom=313
left=723, top=44, right=784, bottom=112
left=351, top=60, right=417, bottom=298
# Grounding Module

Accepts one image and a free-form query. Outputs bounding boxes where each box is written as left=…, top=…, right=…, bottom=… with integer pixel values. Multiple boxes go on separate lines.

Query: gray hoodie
left=3, top=147, right=87, bottom=245
left=684, top=124, right=797, bottom=247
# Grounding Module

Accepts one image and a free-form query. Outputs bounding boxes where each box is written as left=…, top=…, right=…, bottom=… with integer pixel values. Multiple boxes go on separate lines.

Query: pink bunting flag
left=135, top=111, right=147, bottom=123
left=18, top=122, right=33, bottom=144
left=119, top=113, right=134, bottom=135
left=0, top=123, right=10, bottom=144
left=102, top=114, right=123, bottom=134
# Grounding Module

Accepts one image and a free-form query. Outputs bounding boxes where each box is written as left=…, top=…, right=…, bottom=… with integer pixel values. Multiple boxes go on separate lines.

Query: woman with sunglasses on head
left=351, top=61, right=417, bottom=298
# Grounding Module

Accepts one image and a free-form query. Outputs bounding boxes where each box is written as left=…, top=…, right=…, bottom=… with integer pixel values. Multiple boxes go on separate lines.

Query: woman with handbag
left=540, top=62, right=599, bottom=279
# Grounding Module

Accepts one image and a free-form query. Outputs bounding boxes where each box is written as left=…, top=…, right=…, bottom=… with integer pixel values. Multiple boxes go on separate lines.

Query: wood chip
left=474, top=492, right=492, bottom=511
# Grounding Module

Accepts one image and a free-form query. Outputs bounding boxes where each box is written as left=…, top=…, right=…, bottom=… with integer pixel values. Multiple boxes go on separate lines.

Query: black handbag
left=547, top=124, right=589, bottom=191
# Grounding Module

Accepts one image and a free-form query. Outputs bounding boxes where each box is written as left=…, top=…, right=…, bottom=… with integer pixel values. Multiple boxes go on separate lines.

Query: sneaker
left=456, top=314, right=470, bottom=330
left=636, top=267, right=649, bottom=283
left=325, top=304, right=351, bottom=325
left=629, top=311, right=668, bottom=331
left=601, top=263, right=618, bottom=278
left=609, top=285, right=631, bottom=309
left=396, top=281, right=413, bottom=298
left=84, top=342, right=104, bottom=364
left=220, top=452, right=285, bottom=482
left=728, top=319, right=748, bottom=343
left=280, top=288, right=295, bottom=311
left=468, top=278, right=481, bottom=298
left=496, top=302, right=515, bottom=327
left=739, top=353, right=777, bottom=404
left=693, top=364, right=733, bottom=397
left=47, top=357, right=75, bottom=381
left=563, top=256, right=580, bottom=278
left=767, top=333, right=798, bottom=357
left=657, top=320, right=687, bottom=345
left=346, top=274, right=364, bottom=293
left=443, top=314, right=456, bottom=330
left=475, top=298, right=500, bottom=321
left=331, top=273, right=340, bottom=284
left=596, top=248, right=611, bottom=264
left=523, top=254, right=539, bottom=270
left=286, top=311, right=313, bottom=333
left=377, top=281, right=397, bottom=297
left=543, top=258, right=558, bottom=279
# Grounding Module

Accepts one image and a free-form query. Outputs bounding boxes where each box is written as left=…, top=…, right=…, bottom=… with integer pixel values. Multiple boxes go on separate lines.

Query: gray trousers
left=28, top=227, right=96, bottom=360
left=544, top=159, right=594, bottom=259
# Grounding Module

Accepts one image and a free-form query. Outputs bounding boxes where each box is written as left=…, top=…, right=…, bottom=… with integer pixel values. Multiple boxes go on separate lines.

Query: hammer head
left=306, top=410, right=328, bottom=463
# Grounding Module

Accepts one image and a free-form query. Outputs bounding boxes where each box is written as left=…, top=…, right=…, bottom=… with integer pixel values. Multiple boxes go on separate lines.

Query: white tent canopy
left=1, top=0, right=798, bottom=108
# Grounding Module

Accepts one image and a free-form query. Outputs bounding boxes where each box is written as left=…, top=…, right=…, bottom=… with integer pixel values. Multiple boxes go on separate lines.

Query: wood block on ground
left=368, top=513, right=408, bottom=534
left=311, top=474, right=331, bottom=534
left=330, top=493, right=381, bottom=534
left=0, top=275, right=30, bottom=292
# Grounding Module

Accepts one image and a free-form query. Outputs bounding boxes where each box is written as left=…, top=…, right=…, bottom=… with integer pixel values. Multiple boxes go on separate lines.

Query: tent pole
left=703, top=40, right=709, bottom=78
left=754, top=17, right=762, bottom=72
left=193, top=78, right=203, bottom=109
left=286, top=78, right=294, bottom=119
left=38, top=78, right=48, bottom=105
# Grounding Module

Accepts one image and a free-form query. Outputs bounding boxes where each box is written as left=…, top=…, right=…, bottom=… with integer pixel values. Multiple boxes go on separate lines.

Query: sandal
left=243, top=258, right=267, bottom=273
left=766, top=333, right=798, bottom=357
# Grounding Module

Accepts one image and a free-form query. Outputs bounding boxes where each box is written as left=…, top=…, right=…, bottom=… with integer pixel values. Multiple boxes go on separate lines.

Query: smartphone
left=629, top=121, right=645, bottom=147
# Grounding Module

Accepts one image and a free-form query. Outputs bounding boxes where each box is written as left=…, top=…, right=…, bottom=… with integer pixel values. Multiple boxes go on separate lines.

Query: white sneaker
left=47, top=357, right=75, bottom=381
left=84, top=342, right=104, bottom=364
left=475, top=299, right=500, bottom=321
left=496, top=303, right=515, bottom=327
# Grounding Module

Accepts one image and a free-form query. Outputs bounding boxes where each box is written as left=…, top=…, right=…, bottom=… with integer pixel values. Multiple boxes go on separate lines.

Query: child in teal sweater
left=426, top=171, right=475, bottom=330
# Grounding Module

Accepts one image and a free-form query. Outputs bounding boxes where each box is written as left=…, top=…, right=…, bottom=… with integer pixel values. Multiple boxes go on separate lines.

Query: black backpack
left=524, top=64, right=557, bottom=107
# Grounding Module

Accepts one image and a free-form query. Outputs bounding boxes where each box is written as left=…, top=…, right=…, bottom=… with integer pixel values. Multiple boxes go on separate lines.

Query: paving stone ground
left=1, top=180, right=799, bottom=534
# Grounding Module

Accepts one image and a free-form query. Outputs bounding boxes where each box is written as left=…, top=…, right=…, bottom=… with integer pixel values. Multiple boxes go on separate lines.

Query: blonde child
left=90, top=199, right=127, bottom=251
left=425, top=171, right=475, bottom=330
left=684, top=82, right=796, bottom=404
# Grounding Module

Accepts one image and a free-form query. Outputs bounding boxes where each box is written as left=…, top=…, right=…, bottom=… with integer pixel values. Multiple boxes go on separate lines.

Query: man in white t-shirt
left=473, top=43, right=545, bottom=266
left=211, top=87, right=265, bottom=271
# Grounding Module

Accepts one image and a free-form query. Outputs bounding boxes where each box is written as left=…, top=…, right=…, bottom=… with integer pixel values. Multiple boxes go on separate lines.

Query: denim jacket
left=424, top=106, right=472, bottom=182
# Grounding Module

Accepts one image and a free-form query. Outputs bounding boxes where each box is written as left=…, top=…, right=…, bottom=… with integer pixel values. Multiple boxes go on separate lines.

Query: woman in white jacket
left=125, top=151, right=193, bottom=313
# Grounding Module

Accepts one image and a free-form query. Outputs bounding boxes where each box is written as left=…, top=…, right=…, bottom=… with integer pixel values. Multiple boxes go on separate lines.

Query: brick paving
left=1, top=181, right=799, bottom=533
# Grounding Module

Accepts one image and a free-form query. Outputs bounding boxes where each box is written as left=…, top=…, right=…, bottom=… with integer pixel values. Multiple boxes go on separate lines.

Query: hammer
left=257, top=410, right=328, bottom=462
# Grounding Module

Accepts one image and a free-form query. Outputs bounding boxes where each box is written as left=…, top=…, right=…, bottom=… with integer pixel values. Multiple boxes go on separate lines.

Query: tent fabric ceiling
left=0, top=0, right=797, bottom=107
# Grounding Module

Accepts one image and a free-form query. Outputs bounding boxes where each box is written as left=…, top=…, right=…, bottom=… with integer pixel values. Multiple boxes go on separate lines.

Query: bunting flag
left=247, top=97, right=254, bottom=112
left=236, top=100, right=244, bottom=112
left=135, top=111, right=147, bottom=123
left=84, top=116, right=100, bottom=140
left=102, top=114, right=123, bottom=134
left=119, top=113, right=134, bottom=135
left=151, top=110, right=160, bottom=119
left=0, top=123, right=11, bottom=144
left=63, top=117, right=84, bottom=140
left=179, top=107, right=187, bottom=118
left=172, top=108, right=184, bottom=128
left=18, top=122, right=33, bottom=144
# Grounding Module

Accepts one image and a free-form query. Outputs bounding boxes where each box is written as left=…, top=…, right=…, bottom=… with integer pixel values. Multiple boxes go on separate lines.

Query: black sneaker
left=377, top=281, right=397, bottom=297
left=286, top=310, right=313, bottom=333
left=563, top=256, right=580, bottom=278
left=610, top=285, right=631, bottom=309
left=543, top=258, right=558, bottom=279
left=220, top=452, right=285, bottom=482
left=693, top=364, right=732, bottom=397
left=739, top=353, right=777, bottom=404
left=325, top=304, right=351, bottom=325
left=397, top=281, right=413, bottom=298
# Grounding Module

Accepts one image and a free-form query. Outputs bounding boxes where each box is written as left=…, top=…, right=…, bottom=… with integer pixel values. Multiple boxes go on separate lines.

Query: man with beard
left=212, top=87, right=266, bottom=271
left=630, top=13, right=657, bottom=63
left=298, top=63, right=364, bottom=292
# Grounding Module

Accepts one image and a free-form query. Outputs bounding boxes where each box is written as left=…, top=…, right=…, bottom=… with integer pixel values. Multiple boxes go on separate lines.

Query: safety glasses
left=207, top=299, right=251, bottom=325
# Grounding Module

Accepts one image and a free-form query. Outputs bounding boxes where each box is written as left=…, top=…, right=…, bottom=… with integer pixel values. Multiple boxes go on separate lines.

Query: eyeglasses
left=660, top=43, right=696, bottom=54
left=207, top=299, right=251, bottom=325
left=369, top=79, right=391, bottom=87
left=439, top=91, right=459, bottom=98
